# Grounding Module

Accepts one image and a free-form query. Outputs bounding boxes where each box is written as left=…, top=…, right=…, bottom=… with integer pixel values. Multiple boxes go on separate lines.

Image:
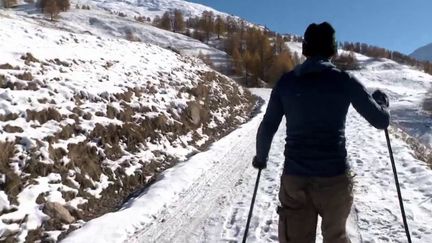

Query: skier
left=253, top=22, right=390, bottom=243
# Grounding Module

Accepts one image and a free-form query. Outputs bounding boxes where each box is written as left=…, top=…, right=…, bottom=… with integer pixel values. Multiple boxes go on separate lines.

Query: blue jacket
left=256, top=57, right=390, bottom=177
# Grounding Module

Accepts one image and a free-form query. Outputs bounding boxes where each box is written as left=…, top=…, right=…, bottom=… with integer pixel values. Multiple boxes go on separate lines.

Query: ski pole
left=242, top=169, right=262, bottom=243
left=384, top=129, right=412, bottom=243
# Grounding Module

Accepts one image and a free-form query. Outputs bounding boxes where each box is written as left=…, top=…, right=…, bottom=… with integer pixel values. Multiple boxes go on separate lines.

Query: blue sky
left=188, top=0, right=431, bottom=54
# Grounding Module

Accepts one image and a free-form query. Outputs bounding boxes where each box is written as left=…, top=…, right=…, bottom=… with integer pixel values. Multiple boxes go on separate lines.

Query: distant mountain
left=410, top=43, right=432, bottom=61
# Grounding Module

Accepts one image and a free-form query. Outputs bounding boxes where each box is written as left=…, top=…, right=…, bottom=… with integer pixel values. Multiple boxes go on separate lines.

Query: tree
left=152, top=15, right=161, bottom=26
left=44, top=0, right=59, bottom=21
left=57, top=0, right=69, bottom=12
left=231, top=47, right=243, bottom=75
left=214, top=15, right=226, bottom=39
left=199, top=11, right=215, bottom=41
left=242, top=50, right=260, bottom=86
left=268, top=51, right=295, bottom=84
left=256, top=32, right=274, bottom=80
left=173, top=9, right=185, bottom=33
left=274, top=34, right=288, bottom=54
left=224, top=33, right=241, bottom=55
left=333, top=51, right=359, bottom=71
left=159, top=12, right=172, bottom=31
left=192, top=30, right=205, bottom=42
left=3, top=0, right=18, bottom=8
left=225, top=16, right=238, bottom=35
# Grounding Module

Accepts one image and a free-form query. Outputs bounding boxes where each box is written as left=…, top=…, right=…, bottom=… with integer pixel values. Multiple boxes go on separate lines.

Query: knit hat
left=302, top=22, right=337, bottom=58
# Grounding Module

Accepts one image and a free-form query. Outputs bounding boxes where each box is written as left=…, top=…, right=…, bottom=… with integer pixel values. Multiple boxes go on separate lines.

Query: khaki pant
left=278, top=174, right=353, bottom=243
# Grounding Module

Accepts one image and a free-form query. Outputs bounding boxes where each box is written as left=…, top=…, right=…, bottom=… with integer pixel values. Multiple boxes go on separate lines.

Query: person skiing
left=253, top=22, right=390, bottom=243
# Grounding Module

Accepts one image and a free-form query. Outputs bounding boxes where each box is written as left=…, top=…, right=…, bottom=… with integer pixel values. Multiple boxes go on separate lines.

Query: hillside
left=10, top=0, right=234, bottom=73
left=63, top=53, right=432, bottom=243
left=410, top=42, right=432, bottom=62
left=0, top=4, right=257, bottom=242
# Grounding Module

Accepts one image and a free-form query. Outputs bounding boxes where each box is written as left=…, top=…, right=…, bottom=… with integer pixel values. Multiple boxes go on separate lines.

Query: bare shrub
left=0, top=141, right=16, bottom=171
left=15, top=72, right=33, bottom=81
left=125, top=29, right=141, bottom=42
left=0, top=141, right=21, bottom=204
left=26, top=108, right=62, bottom=124
left=3, top=125, right=24, bottom=133
left=0, top=113, right=19, bottom=122
left=0, top=63, right=16, bottom=70
left=21, top=53, right=39, bottom=64
left=333, top=52, right=360, bottom=71
left=67, top=142, right=103, bottom=180
left=48, top=146, right=67, bottom=163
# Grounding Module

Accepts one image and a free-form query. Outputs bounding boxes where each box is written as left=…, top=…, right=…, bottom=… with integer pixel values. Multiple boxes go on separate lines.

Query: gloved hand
left=372, top=89, right=389, bottom=108
left=252, top=156, right=266, bottom=170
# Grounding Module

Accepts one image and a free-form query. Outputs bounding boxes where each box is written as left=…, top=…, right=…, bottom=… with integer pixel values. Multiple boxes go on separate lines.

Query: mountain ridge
left=410, top=42, right=432, bottom=61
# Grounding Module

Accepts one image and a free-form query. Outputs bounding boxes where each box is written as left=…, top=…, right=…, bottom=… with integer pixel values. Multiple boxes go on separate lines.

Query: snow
left=0, top=3, right=252, bottom=241
left=9, top=0, right=234, bottom=70
left=2, top=0, right=432, bottom=242
left=64, top=66, right=432, bottom=242
left=91, top=0, right=228, bottom=19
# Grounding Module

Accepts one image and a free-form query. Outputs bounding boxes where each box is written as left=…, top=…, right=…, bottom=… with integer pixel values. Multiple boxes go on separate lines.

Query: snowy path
left=64, top=89, right=432, bottom=243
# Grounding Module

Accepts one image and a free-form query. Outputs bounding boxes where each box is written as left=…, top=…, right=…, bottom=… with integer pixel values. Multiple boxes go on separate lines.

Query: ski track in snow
left=123, top=89, right=432, bottom=243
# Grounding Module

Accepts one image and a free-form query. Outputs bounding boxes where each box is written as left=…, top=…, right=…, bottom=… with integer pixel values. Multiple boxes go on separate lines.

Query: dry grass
left=0, top=113, right=19, bottom=122
left=391, top=127, right=432, bottom=169
left=21, top=52, right=40, bottom=65
left=67, top=142, right=103, bottom=180
left=0, top=63, right=18, bottom=70
left=0, top=141, right=21, bottom=204
left=26, top=108, right=63, bottom=124
left=15, top=72, right=33, bottom=81
left=3, top=125, right=24, bottom=133
left=0, top=141, right=16, bottom=172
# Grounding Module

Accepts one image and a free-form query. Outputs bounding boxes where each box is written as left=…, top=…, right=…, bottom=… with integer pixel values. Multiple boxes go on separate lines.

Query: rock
left=43, top=202, right=75, bottom=224
left=187, top=102, right=201, bottom=125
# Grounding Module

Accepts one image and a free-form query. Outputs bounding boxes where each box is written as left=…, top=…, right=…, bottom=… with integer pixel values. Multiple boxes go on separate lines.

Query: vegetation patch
left=0, top=63, right=19, bottom=70
left=3, top=125, right=24, bottom=133
left=391, top=127, right=432, bottom=168
left=26, top=108, right=63, bottom=124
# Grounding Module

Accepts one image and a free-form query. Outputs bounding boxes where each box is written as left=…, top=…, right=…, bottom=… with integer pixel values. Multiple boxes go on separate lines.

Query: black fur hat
left=302, top=22, right=337, bottom=58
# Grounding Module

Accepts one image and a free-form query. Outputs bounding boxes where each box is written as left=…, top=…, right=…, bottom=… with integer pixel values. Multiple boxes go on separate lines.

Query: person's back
left=253, top=22, right=390, bottom=243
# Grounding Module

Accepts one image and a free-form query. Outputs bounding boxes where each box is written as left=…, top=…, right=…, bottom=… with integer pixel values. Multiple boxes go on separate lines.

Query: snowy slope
left=63, top=54, right=432, bottom=242
left=11, top=0, right=234, bottom=71
left=90, top=0, right=227, bottom=19
left=351, top=53, right=432, bottom=147
left=410, top=43, right=432, bottom=62
left=0, top=8, right=255, bottom=242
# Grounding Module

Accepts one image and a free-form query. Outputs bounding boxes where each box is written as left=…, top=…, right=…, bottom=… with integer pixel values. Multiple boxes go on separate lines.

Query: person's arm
left=254, top=82, right=284, bottom=168
left=348, top=75, right=390, bottom=129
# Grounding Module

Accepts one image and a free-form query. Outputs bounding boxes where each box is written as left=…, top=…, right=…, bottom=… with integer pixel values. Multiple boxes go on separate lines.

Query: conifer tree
left=224, top=33, right=241, bottom=55
left=199, top=11, right=215, bottom=41
left=4, top=0, right=18, bottom=8
left=57, top=0, right=69, bottom=12
left=152, top=15, right=161, bottom=26
left=44, top=0, right=59, bottom=21
left=173, top=9, right=185, bottom=33
left=160, top=12, right=172, bottom=31
left=232, top=47, right=243, bottom=75
left=268, top=51, right=295, bottom=84
left=214, top=15, right=226, bottom=39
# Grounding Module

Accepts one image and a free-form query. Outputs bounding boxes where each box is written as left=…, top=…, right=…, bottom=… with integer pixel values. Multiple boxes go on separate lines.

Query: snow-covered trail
left=64, top=88, right=432, bottom=243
